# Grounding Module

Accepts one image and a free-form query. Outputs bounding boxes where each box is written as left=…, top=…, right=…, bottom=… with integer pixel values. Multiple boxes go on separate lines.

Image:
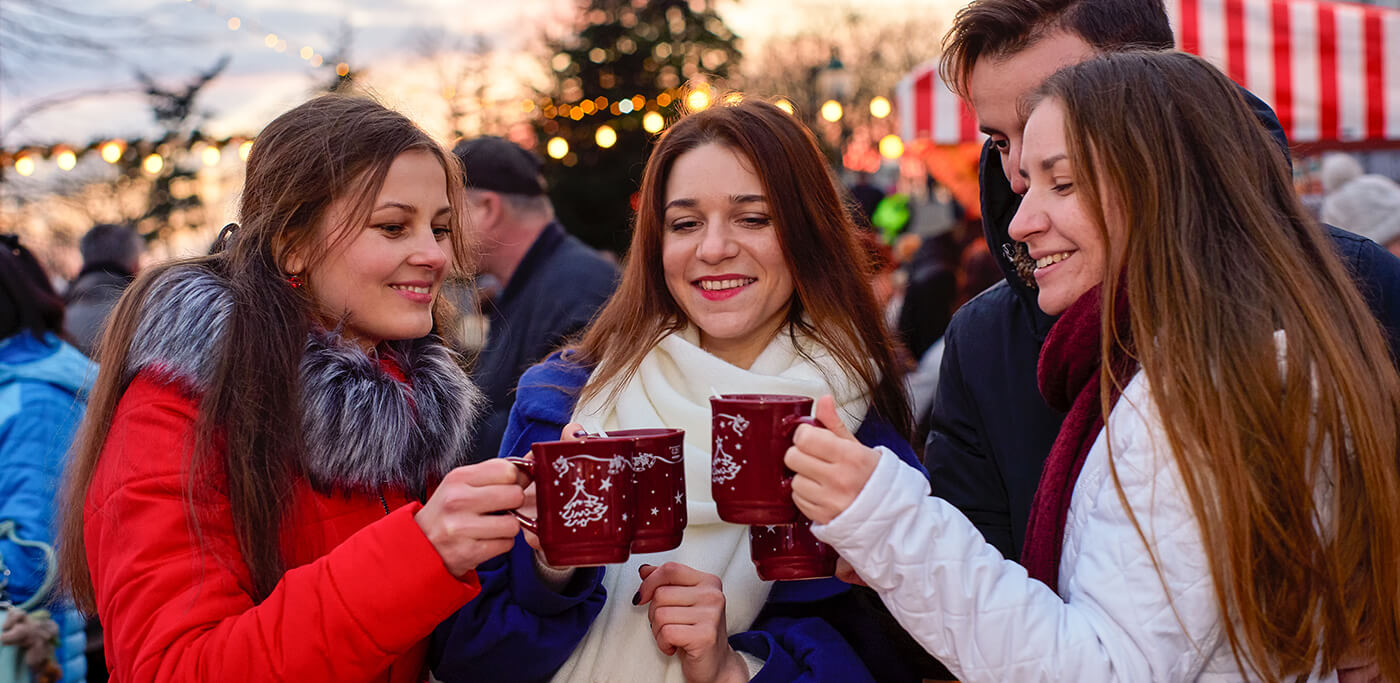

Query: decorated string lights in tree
left=537, top=0, right=742, bottom=253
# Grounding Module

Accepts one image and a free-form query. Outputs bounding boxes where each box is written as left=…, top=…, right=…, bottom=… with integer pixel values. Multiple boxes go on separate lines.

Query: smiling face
left=1008, top=98, right=1121, bottom=316
left=290, top=149, right=454, bottom=349
left=661, top=143, right=795, bottom=368
left=968, top=31, right=1096, bottom=195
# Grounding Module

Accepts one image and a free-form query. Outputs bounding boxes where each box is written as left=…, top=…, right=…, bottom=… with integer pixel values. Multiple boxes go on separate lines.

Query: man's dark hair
left=940, top=0, right=1175, bottom=100
left=79, top=223, right=142, bottom=270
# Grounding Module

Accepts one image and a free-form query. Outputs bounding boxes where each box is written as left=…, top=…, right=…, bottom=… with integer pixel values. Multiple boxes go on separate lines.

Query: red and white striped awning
left=896, top=0, right=1400, bottom=145
left=895, top=60, right=979, bottom=146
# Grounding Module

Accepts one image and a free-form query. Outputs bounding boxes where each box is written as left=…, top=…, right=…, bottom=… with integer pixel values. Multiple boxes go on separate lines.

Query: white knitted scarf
left=549, top=326, right=871, bottom=683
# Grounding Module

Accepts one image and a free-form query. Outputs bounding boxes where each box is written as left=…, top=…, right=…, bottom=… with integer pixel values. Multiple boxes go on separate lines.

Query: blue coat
left=0, top=332, right=91, bottom=683
left=433, top=352, right=927, bottom=682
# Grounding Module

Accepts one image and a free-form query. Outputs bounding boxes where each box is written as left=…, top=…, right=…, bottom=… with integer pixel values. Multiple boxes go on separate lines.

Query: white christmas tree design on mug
left=561, top=478, right=609, bottom=528
left=712, top=413, right=750, bottom=484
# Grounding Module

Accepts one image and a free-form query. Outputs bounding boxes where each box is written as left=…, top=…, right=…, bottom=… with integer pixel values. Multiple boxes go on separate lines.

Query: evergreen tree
left=538, top=0, right=741, bottom=254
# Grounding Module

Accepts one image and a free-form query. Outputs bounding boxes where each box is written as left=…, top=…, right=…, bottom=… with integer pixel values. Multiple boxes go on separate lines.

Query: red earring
left=287, top=274, right=303, bottom=288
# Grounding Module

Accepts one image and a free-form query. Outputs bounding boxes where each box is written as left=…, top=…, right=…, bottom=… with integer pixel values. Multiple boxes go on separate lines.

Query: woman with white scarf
left=432, top=100, right=927, bottom=683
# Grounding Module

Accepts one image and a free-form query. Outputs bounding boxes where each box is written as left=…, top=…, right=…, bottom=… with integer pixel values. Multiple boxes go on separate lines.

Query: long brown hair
left=1036, top=51, right=1400, bottom=680
left=59, top=94, right=473, bottom=609
left=570, top=99, right=911, bottom=438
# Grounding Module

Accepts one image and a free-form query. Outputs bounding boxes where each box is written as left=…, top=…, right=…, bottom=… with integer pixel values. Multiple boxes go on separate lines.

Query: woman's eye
left=739, top=216, right=771, bottom=228
left=992, top=138, right=1009, bottom=152
left=1052, top=182, right=1074, bottom=194
left=376, top=223, right=406, bottom=235
left=432, top=226, right=452, bottom=240
left=669, top=219, right=701, bottom=232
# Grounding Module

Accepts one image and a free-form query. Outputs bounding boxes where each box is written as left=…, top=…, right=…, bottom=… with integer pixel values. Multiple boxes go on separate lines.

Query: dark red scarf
left=1021, top=285, right=1136, bottom=592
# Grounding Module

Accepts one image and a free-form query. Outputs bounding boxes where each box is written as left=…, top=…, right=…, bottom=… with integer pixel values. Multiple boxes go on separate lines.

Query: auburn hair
left=1035, top=51, right=1400, bottom=680
left=568, top=99, right=912, bottom=438
left=59, top=94, right=473, bottom=609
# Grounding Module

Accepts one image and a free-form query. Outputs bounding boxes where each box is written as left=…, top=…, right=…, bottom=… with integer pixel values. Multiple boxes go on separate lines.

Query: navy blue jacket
left=469, top=222, right=617, bottom=463
left=924, top=91, right=1400, bottom=560
left=433, top=352, right=928, bottom=683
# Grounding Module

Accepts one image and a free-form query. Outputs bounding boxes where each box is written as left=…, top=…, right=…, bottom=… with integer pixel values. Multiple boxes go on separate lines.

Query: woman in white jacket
left=785, top=51, right=1400, bottom=683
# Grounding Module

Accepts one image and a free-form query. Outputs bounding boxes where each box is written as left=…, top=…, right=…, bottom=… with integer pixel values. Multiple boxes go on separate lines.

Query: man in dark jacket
left=454, top=136, right=618, bottom=463
left=64, top=223, right=142, bottom=355
left=927, top=0, right=1400, bottom=562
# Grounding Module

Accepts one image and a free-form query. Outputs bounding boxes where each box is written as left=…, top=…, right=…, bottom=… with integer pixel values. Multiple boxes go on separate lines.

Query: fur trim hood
left=126, top=265, right=484, bottom=495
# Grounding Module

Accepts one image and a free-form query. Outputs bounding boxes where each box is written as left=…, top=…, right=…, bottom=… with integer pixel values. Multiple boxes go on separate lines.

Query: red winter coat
left=84, top=373, right=480, bottom=682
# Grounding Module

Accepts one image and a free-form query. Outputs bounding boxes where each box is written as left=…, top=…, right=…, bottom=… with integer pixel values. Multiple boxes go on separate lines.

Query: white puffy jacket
left=813, top=370, right=1335, bottom=682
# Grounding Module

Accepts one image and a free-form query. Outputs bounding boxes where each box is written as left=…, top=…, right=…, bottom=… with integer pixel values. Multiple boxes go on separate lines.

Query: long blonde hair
left=1039, top=51, right=1400, bottom=680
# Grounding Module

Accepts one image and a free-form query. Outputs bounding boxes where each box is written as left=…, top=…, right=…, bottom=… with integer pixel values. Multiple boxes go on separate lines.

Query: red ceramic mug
left=603, top=428, right=688, bottom=554
left=710, top=394, right=820, bottom=525
left=508, top=435, right=636, bottom=567
left=749, top=515, right=839, bottom=581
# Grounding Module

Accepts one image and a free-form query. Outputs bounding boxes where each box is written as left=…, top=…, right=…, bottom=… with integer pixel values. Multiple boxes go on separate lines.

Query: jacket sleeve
left=726, top=418, right=926, bottom=683
left=430, top=370, right=607, bottom=682
left=922, top=312, right=1017, bottom=557
left=813, top=400, right=1223, bottom=682
left=0, top=386, right=75, bottom=605
left=1333, top=228, right=1400, bottom=362
left=86, top=382, right=480, bottom=682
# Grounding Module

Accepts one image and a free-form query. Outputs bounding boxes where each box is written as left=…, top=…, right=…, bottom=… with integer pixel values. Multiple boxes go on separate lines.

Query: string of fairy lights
left=0, top=0, right=908, bottom=179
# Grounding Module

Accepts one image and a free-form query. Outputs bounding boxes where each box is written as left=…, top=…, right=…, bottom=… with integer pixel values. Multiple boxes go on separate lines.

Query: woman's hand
left=519, top=422, right=588, bottom=553
left=785, top=395, right=880, bottom=524
left=637, top=563, right=749, bottom=683
left=415, top=459, right=527, bottom=577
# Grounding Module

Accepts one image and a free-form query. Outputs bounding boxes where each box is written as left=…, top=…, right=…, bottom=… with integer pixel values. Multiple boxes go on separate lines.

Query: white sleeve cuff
left=532, top=551, right=578, bottom=591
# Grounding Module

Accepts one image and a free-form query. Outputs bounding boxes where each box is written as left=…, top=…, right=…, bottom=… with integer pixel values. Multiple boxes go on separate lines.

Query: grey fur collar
left=127, top=265, right=484, bottom=495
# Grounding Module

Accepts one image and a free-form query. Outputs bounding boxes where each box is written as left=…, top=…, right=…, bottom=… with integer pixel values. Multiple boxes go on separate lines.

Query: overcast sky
left=0, top=0, right=957, bottom=147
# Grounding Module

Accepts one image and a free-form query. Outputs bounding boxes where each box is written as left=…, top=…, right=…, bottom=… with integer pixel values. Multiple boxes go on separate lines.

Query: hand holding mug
left=415, top=459, right=528, bottom=578
left=785, top=395, right=880, bottom=524
left=518, top=422, right=588, bottom=554
left=638, top=563, right=749, bottom=683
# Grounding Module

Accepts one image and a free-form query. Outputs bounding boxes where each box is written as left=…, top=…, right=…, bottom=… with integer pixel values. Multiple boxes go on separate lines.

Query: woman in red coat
left=57, top=95, right=527, bottom=682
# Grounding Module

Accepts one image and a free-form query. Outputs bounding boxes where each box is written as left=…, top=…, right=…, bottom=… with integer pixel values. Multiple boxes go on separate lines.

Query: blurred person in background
left=453, top=136, right=618, bottom=464
left=63, top=224, right=143, bottom=357
left=1320, top=153, right=1400, bottom=258
left=0, top=234, right=90, bottom=683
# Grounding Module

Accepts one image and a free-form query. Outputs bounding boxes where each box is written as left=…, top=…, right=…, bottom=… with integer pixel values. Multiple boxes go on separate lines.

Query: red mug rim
left=710, top=394, right=812, bottom=404
left=585, top=428, right=683, bottom=439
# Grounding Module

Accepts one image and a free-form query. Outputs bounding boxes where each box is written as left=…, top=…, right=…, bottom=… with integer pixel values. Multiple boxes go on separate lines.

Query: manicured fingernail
left=631, top=590, right=641, bottom=605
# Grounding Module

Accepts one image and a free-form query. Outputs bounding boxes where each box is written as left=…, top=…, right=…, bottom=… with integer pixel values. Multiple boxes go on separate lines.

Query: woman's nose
left=695, top=221, right=737, bottom=263
left=1007, top=196, right=1047, bottom=244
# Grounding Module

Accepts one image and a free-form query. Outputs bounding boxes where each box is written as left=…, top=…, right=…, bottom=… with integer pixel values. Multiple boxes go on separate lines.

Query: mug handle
left=779, top=415, right=823, bottom=498
left=504, top=456, right=538, bottom=535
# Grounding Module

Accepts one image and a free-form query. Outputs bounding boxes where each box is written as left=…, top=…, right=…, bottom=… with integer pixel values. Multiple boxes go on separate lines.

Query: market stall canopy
left=895, top=0, right=1400, bottom=146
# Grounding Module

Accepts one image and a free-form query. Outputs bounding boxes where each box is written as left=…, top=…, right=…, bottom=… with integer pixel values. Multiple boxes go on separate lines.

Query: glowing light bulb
left=56, top=150, right=77, bottom=171
left=101, top=141, right=124, bottom=163
left=774, top=99, right=795, bottom=115
left=878, top=134, right=904, bottom=159
left=595, top=125, right=617, bottom=149
left=202, top=145, right=222, bottom=166
left=686, top=89, right=711, bottom=111
left=546, top=137, right=569, bottom=160
left=820, top=100, right=844, bottom=123
left=870, top=96, right=892, bottom=119
left=238, top=140, right=253, bottom=161
left=14, top=155, right=35, bottom=176
left=642, top=111, right=665, bottom=134
left=142, top=153, right=164, bottom=175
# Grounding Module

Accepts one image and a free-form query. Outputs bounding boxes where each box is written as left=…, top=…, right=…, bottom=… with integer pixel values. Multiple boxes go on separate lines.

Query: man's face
left=967, top=31, right=1096, bottom=195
